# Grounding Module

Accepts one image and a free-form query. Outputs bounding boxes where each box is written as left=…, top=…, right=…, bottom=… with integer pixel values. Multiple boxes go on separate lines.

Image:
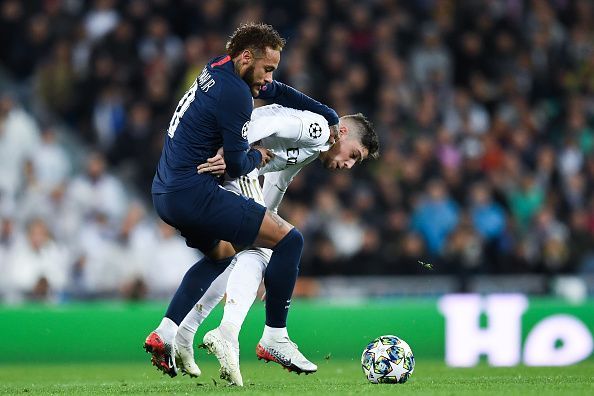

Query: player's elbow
left=224, top=150, right=250, bottom=178
left=225, top=149, right=261, bottom=178
left=225, top=163, right=243, bottom=178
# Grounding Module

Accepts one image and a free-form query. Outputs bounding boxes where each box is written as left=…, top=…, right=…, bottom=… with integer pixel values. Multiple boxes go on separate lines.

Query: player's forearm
left=259, top=81, right=339, bottom=126
left=225, top=149, right=262, bottom=178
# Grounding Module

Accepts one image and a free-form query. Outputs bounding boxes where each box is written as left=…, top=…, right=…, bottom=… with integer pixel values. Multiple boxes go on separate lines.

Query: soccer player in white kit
left=174, top=104, right=379, bottom=385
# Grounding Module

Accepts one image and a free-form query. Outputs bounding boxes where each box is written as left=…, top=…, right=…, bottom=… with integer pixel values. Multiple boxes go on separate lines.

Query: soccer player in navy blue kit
left=144, top=23, right=339, bottom=377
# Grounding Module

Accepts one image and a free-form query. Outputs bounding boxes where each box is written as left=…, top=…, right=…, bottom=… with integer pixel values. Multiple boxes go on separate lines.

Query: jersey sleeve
left=216, top=81, right=251, bottom=152
left=258, top=81, right=339, bottom=126
left=262, top=167, right=303, bottom=213
left=296, top=115, right=331, bottom=149
left=224, top=149, right=262, bottom=178
left=249, top=112, right=330, bottom=151
left=216, top=81, right=261, bottom=177
left=247, top=115, right=302, bottom=144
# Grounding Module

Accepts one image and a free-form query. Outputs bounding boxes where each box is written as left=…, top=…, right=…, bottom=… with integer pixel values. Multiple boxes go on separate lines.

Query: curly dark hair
left=341, top=113, right=380, bottom=160
left=226, top=23, right=286, bottom=58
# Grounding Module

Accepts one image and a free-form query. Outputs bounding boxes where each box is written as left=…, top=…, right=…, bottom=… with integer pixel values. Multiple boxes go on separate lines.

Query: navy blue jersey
left=152, top=55, right=339, bottom=194
left=152, top=55, right=253, bottom=193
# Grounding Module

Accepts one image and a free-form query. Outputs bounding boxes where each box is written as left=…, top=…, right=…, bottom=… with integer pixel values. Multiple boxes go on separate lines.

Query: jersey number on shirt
left=167, top=80, right=198, bottom=138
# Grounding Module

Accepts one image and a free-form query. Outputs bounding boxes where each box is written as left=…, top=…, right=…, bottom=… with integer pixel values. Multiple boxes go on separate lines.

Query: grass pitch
left=0, top=360, right=592, bottom=395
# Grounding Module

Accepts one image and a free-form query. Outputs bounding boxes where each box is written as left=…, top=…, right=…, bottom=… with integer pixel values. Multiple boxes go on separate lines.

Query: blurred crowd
left=1, top=0, right=594, bottom=302
left=0, top=101, right=201, bottom=302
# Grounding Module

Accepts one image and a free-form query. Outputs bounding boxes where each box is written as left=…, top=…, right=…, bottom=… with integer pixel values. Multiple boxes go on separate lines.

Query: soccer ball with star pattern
left=361, top=335, right=415, bottom=384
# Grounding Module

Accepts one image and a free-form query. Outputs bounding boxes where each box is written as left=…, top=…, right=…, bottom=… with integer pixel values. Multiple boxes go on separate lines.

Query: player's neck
left=232, top=57, right=242, bottom=76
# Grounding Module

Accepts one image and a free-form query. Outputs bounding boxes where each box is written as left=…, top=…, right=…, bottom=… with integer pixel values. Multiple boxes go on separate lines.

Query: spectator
left=0, top=214, right=17, bottom=298
left=410, top=23, right=452, bottom=89
left=411, top=179, right=459, bottom=255
left=66, top=151, right=127, bottom=224
left=31, top=126, right=72, bottom=194
left=4, top=218, right=71, bottom=303
left=143, top=220, right=200, bottom=297
left=139, top=16, right=183, bottom=69
left=507, top=174, right=545, bottom=230
left=84, top=0, right=119, bottom=43
left=469, top=182, right=506, bottom=241
left=35, top=40, right=78, bottom=122
left=326, top=208, right=365, bottom=259
left=92, top=85, right=126, bottom=150
left=0, top=95, right=41, bottom=207
left=1, top=0, right=594, bottom=300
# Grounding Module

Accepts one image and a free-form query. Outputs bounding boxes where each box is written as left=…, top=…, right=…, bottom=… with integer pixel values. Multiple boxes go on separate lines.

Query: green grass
left=1, top=360, right=593, bottom=395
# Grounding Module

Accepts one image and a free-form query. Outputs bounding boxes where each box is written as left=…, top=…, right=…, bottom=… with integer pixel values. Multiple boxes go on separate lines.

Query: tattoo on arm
left=268, top=211, right=287, bottom=229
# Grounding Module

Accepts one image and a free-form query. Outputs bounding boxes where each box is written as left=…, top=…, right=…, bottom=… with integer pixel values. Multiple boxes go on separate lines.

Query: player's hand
left=197, top=147, right=226, bottom=175
left=328, top=124, right=340, bottom=145
left=253, top=146, right=274, bottom=167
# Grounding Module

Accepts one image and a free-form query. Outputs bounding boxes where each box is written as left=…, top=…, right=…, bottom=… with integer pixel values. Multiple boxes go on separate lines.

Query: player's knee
left=277, top=227, right=304, bottom=250
left=257, top=211, right=295, bottom=247
left=293, top=228, right=304, bottom=249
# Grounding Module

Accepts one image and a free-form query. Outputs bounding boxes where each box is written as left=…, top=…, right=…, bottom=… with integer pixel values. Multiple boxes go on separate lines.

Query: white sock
left=263, top=325, right=288, bottom=341
left=177, top=262, right=234, bottom=345
left=156, top=317, right=178, bottom=343
left=221, top=249, right=269, bottom=330
left=175, top=322, right=196, bottom=347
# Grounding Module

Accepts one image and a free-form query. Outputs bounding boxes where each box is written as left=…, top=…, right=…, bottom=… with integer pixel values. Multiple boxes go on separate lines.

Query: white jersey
left=248, top=104, right=331, bottom=174
left=180, top=106, right=332, bottom=333
left=224, top=104, right=330, bottom=212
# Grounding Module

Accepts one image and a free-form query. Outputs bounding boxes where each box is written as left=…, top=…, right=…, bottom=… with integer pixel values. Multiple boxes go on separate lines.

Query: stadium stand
left=1, top=0, right=594, bottom=302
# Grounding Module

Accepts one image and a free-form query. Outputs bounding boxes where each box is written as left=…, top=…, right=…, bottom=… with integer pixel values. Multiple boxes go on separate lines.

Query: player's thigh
left=154, top=189, right=219, bottom=253
left=172, top=231, right=233, bottom=259
left=207, top=240, right=236, bottom=260
left=236, top=247, right=272, bottom=262
left=235, top=248, right=271, bottom=275
left=223, top=174, right=292, bottom=248
left=154, top=184, right=267, bottom=249
left=253, top=210, right=294, bottom=248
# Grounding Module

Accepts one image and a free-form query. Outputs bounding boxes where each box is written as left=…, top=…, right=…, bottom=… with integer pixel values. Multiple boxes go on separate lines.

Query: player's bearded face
left=243, top=65, right=260, bottom=96
left=243, top=47, right=280, bottom=97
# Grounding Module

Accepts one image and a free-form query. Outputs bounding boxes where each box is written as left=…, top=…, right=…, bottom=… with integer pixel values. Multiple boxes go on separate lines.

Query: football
left=361, top=335, right=415, bottom=384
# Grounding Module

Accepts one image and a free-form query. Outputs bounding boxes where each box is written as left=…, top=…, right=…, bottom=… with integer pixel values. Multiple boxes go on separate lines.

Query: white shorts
left=223, top=170, right=272, bottom=260
left=223, top=169, right=265, bottom=206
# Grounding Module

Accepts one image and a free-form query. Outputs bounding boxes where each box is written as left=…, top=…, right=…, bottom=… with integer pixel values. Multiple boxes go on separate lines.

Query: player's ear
left=339, top=124, right=349, bottom=138
left=240, top=49, right=252, bottom=65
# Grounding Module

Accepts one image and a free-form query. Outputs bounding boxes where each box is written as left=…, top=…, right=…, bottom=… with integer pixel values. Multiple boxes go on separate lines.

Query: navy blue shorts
left=153, top=180, right=266, bottom=254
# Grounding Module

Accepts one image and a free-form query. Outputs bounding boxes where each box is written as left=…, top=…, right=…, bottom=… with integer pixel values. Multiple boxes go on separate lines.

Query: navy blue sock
left=165, top=256, right=233, bottom=325
left=264, top=228, right=304, bottom=328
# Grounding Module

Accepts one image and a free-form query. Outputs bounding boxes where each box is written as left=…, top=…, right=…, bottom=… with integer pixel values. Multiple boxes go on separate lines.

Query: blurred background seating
left=1, top=0, right=594, bottom=303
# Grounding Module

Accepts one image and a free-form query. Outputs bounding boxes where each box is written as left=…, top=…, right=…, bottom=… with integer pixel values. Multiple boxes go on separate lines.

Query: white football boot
left=202, top=327, right=243, bottom=386
left=256, top=336, right=317, bottom=374
left=174, top=342, right=201, bottom=377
